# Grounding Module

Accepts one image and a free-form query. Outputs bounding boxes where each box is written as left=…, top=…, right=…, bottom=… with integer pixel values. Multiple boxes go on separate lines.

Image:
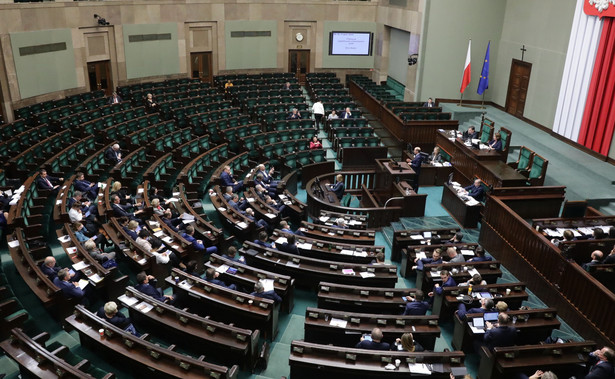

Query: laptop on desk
left=483, top=312, right=499, bottom=323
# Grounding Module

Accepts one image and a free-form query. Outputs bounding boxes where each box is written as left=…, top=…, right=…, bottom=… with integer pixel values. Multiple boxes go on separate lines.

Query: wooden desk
left=436, top=130, right=503, bottom=162
left=290, top=340, right=465, bottom=379
left=304, top=307, right=440, bottom=351
left=391, top=228, right=461, bottom=262
left=417, top=260, right=502, bottom=292
left=452, top=307, right=560, bottom=352
left=317, top=282, right=418, bottom=314
left=441, top=183, right=483, bottom=228
left=400, top=243, right=480, bottom=278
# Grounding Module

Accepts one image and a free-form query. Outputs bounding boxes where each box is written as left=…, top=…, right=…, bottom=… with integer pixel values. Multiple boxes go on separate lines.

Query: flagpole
left=459, top=91, right=463, bottom=107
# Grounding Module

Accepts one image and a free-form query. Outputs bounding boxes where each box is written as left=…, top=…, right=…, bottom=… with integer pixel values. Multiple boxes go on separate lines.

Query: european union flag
left=477, top=42, right=490, bottom=95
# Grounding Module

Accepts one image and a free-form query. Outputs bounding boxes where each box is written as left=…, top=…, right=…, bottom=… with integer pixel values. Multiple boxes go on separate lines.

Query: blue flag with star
left=477, top=41, right=490, bottom=95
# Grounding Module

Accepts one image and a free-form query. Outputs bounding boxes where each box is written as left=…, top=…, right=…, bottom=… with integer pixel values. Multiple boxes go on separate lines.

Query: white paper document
left=329, top=318, right=348, bottom=328
left=259, top=278, right=274, bottom=292
left=118, top=294, right=139, bottom=306
left=72, top=261, right=90, bottom=270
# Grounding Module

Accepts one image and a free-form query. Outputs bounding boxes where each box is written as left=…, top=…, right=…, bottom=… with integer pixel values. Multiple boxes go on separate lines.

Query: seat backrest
left=499, top=127, right=512, bottom=152
left=480, top=123, right=493, bottom=144
left=517, top=146, right=533, bottom=171
left=528, top=154, right=545, bottom=179
left=341, top=193, right=352, bottom=207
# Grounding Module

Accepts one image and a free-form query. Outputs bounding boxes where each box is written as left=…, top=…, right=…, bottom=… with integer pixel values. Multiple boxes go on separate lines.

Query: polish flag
left=460, top=40, right=471, bottom=93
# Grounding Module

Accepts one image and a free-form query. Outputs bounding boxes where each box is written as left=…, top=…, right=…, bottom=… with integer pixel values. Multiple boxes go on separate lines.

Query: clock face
left=295, top=32, right=304, bottom=42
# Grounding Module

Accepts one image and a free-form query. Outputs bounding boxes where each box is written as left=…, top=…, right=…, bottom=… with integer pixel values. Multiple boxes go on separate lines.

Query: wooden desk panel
left=441, top=183, right=483, bottom=228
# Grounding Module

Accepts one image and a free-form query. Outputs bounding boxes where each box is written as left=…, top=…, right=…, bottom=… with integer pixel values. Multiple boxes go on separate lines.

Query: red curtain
left=578, top=17, right=615, bottom=156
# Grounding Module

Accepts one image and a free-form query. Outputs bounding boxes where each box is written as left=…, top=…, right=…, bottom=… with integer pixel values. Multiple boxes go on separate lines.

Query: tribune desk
left=441, top=182, right=483, bottom=228
left=436, top=131, right=526, bottom=187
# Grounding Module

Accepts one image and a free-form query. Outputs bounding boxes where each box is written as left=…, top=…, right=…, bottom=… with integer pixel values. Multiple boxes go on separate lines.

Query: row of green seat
left=0, top=123, right=51, bottom=159
left=217, top=123, right=263, bottom=153
left=0, top=119, right=28, bottom=143
left=14, top=90, right=104, bottom=123
left=347, top=75, right=399, bottom=103
left=179, top=143, right=231, bottom=196
left=44, top=136, right=99, bottom=178
left=325, top=117, right=368, bottom=129
left=35, top=97, right=109, bottom=127
left=328, top=126, right=374, bottom=140
left=76, top=106, right=148, bottom=138
left=8, top=129, right=72, bottom=179
left=334, top=136, right=381, bottom=153
left=185, top=107, right=243, bottom=131
left=392, top=106, right=442, bottom=115
left=117, top=77, right=202, bottom=99
left=191, top=112, right=251, bottom=137
left=240, top=128, right=314, bottom=160
left=260, top=140, right=309, bottom=160
left=269, top=119, right=316, bottom=132
left=166, top=98, right=229, bottom=120
left=129, top=82, right=213, bottom=103
left=104, top=113, right=161, bottom=142
left=241, top=95, right=306, bottom=112
left=234, top=88, right=303, bottom=99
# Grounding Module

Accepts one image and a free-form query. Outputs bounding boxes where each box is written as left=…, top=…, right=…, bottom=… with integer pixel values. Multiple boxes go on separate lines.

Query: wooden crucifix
left=520, top=45, right=527, bottom=61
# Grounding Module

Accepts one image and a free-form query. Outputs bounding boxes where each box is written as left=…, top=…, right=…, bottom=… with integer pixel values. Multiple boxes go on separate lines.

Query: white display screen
left=329, top=32, right=373, bottom=56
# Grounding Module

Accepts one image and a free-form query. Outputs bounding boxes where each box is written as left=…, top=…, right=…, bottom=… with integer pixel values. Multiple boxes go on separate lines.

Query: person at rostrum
left=355, top=327, right=390, bottom=351
left=406, top=147, right=424, bottom=192
left=463, top=178, right=485, bottom=201
left=328, top=174, right=345, bottom=201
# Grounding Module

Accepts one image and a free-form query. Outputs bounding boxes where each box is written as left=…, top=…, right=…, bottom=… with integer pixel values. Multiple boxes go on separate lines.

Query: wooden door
left=288, top=50, right=310, bottom=85
left=87, top=60, right=112, bottom=96
left=191, top=52, right=213, bottom=84
left=505, top=59, right=532, bottom=117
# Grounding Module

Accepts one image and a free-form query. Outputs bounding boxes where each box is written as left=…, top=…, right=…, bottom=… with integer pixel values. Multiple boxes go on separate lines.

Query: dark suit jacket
left=488, top=139, right=503, bottom=151
left=464, top=184, right=485, bottom=201
left=96, top=307, right=131, bottom=329
left=330, top=181, right=345, bottom=200
left=355, top=339, right=390, bottom=351
left=134, top=281, right=166, bottom=302
left=434, top=276, right=457, bottom=295
left=182, top=233, right=205, bottom=250
left=254, top=239, right=274, bottom=249
left=251, top=290, right=282, bottom=303
left=457, top=304, right=488, bottom=320
left=108, top=95, right=123, bottom=105
left=403, top=300, right=429, bottom=315
left=53, top=277, right=84, bottom=299
left=220, top=171, right=236, bottom=188
left=105, top=147, right=121, bottom=164
left=410, top=154, right=423, bottom=173
left=123, top=226, right=138, bottom=241
left=36, top=175, right=60, bottom=190
left=423, top=102, right=434, bottom=107
left=341, top=111, right=354, bottom=119
left=112, top=203, right=133, bottom=219
left=40, top=263, right=60, bottom=280
left=585, top=355, right=615, bottom=379
left=603, top=254, right=615, bottom=264
left=278, top=242, right=299, bottom=255
left=484, top=325, right=517, bottom=351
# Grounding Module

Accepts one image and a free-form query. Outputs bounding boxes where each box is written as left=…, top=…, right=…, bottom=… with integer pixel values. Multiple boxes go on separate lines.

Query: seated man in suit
left=53, top=268, right=89, bottom=306
left=603, top=246, right=615, bottom=265
left=245, top=208, right=269, bottom=231
left=488, top=132, right=503, bottom=151
left=222, top=246, right=245, bottom=263
left=96, top=301, right=140, bottom=336
left=108, top=92, right=123, bottom=105
left=327, top=174, right=345, bottom=201
left=423, top=97, right=435, bottom=108
left=279, top=220, right=304, bottom=236
left=585, top=346, right=615, bottom=379
left=402, top=290, right=429, bottom=315
left=160, top=208, right=183, bottom=233
left=467, top=246, right=493, bottom=262
left=220, top=165, right=244, bottom=192
left=111, top=195, right=144, bottom=223
left=341, top=107, right=354, bottom=119
left=105, top=143, right=122, bottom=164
left=250, top=281, right=282, bottom=304
left=181, top=225, right=217, bottom=255
left=583, top=250, right=604, bottom=271
left=204, top=267, right=237, bottom=290
left=428, top=269, right=456, bottom=298
left=256, top=164, right=280, bottom=189
left=135, top=271, right=175, bottom=304
left=413, top=248, right=443, bottom=271
left=463, top=179, right=485, bottom=201
left=67, top=191, right=97, bottom=220
left=277, top=234, right=299, bottom=255
left=222, top=186, right=234, bottom=201
left=254, top=230, right=276, bottom=249
left=74, top=171, right=99, bottom=200
left=457, top=297, right=494, bottom=320
left=355, top=327, right=390, bottom=351
left=228, top=193, right=248, bottom=212
left=483, top=312, right=517, bottom=351
left=446, top=247, right=465, bottom=263
left=40, top=256, right=77, bottom=281
left=286, top=108, right=302, bottom=120
left=36, top=169, right=63, bottom=193
left=463, top=126, right=479, bottom=140
left=263, top=195, right=286, bottom=216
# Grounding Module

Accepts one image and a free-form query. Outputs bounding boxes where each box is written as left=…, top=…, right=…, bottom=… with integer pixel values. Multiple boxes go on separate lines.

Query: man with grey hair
left=96, top=301, right=139, bottom=336
left=287, top=108, right=301, bottom=120
left=105, top=143, right=122, bottom=164
left=251, top=281, right=282, bottom=303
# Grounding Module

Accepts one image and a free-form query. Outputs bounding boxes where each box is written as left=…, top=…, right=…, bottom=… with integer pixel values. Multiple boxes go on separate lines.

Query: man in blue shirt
left=182, top=225, right=218, bottom=255
left=135, top=271, right=174, bottom=304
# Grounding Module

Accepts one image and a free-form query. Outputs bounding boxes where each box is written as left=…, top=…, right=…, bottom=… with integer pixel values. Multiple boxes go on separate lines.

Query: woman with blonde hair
left=394, top=333, right=424, bottom=352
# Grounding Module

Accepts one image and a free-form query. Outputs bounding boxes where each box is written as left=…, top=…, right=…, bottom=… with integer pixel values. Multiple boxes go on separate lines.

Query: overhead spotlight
left=94, top=14, right=110, bottom=26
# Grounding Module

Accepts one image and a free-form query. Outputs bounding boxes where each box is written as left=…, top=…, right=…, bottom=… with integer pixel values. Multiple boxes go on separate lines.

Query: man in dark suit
left=228, top=193, right=248, bottom=212
left=220, top=165, right=243, bottom=192
left=463, top=126, right=479, bottom=140
left=251, top=281, right=282, bottom=303
left=464, top=179, right=485, bottom=201
left=355, top=328, right=390, bottom=351
left=222, top=246, right=245, bottom=263
left=204, top=268, right=237, bottom=290
left=414, top=248, right=443, bottom=271
left=135, top=271, right=174, bottom=303
left=277, top=234, right=299, bottom=255
left=484, top=313, right=517, bottom=351
left=254, top=230, right=275, bottom=249
left=585, top=347, right=615, bottom=379
left=603, top=247, right=615, bottom=264
left=402, top=290, right=430, bottom=315
left=428, top=269, right=456, bottom=298
left=340, top=107, right=353, bottom=119
left=256, top=164, right=280, bottom=188
left=36, top=169, right=63, bottom=193
left=111, top=195, right=143, bottom=223
left=40, top=256, right=73, bottom=281
left=105, top=143, right=122, bottom=164
left=467, top=246, right=493, bottom=262
left=181, top=225, right=217, bottom=255
left=286, top=108, right=302, bottom=120
left=407, top=147, right=424, bottom=192
left=423, top=97, right=434, bottom=107
left=74, top=171, right=99, bottom=200
left=457, top=297, right=495, bottom=320
left=328, top=174, right=345, bottom=201
left=96, top=301, right=139, bottom=336
left=53, top=268, right=88, bottom=305
left=245, top=208, right=269, bottom=230
left=583, top=250, right=604, bottom=271
left=108, top=92, right=122, bottom=105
